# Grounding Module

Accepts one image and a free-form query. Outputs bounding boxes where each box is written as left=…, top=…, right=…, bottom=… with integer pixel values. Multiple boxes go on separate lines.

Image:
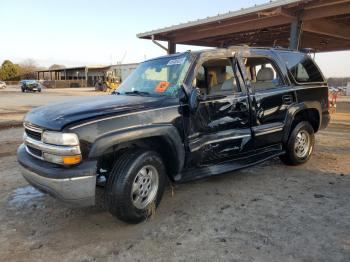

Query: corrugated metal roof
left=137, top=0, right=302, bottom=38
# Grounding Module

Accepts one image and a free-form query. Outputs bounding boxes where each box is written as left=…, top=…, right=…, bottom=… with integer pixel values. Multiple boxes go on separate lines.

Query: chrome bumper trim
left=20, top=166, right=96, bottom=206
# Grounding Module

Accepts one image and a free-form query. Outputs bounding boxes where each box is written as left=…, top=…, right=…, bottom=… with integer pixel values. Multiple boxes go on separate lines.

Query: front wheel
left=106, top=150, right=166, bottom=224
left=280, top=121, right=315, bottom=165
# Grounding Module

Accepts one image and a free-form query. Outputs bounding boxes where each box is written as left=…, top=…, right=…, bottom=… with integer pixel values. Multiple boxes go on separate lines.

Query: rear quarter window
left=279, top=52, right=325, bottom=84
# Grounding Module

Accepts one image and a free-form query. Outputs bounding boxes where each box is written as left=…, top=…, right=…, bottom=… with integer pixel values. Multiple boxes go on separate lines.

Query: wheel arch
left=283, top=101, right=321, bottom=143
left=89, top=125, right=185, bottom=180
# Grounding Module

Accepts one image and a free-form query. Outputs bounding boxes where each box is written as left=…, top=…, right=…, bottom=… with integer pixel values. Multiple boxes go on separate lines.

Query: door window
left=195, top=58, right=241, bottom=97
left=245, top=57, right=284, bottom=91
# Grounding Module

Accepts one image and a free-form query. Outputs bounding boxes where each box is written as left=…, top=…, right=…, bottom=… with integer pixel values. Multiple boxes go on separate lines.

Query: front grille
left=27, top=145, right=42, bottom=158
left=24, top=123, right=42, bottom=141
left=25, top=128, right=42, bottom=141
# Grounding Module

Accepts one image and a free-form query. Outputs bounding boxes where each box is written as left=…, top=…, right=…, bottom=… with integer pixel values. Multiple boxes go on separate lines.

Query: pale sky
left=1, top=0, right=349, bottom=77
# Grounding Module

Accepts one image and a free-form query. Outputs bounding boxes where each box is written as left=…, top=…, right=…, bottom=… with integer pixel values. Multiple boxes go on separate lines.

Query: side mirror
left=189, top=87, right=200, bottom=113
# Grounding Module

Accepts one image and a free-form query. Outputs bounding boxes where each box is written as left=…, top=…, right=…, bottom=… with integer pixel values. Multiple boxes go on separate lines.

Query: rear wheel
left=106, top=150, right=166, bottom=224
left=280, top=121, right=315, bottom=165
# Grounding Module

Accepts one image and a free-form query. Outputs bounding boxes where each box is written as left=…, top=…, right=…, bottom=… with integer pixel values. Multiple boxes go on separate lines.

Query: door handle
left=282, top=95, right=293, bottom=105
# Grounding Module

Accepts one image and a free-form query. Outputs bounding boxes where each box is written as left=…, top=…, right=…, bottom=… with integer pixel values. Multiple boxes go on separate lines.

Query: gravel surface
left=0, top=86, right=103, bottom=129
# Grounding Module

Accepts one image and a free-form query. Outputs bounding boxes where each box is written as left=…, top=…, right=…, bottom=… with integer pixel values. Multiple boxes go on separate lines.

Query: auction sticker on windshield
left=155, top=81, right=170, bottom=93
left=167, top=57, right=186, bottom=66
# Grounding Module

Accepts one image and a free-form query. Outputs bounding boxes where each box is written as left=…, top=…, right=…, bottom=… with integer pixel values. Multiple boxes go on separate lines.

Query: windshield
left=23, top=80, right=37, bottom=84
left=117, top=54, right=191, bottom=97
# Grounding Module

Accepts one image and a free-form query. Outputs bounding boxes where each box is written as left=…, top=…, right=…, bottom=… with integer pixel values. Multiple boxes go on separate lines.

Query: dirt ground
left=0, top=87, right=349, bottom=262
left=0, top=85, right=101, bottom=129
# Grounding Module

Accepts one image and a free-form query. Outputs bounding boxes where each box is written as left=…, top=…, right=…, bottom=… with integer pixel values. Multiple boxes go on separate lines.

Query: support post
left=289, top=20, right=301, bottom=50
left=85, top=67, right=88, bottom=87
left=168, top=41, right=176, bottom=54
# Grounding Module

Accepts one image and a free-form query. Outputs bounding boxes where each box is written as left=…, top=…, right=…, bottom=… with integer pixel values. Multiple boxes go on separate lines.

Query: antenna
left=120, top=51, right=127, bottom=64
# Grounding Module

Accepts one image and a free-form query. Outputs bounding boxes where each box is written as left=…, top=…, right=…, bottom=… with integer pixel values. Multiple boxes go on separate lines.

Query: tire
left=106, top=149, right=166, bottom=224
left=38, top=88, right=41, bottom=92
left=280, top=121, right=315, bottom=165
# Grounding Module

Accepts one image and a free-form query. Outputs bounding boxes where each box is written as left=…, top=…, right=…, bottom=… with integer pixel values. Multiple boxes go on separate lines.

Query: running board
left=176, top=146, right=284, bottom=183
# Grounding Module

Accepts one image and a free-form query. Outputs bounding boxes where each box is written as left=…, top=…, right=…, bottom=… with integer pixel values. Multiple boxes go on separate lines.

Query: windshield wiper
left=125, top=90, right=150, bottom=96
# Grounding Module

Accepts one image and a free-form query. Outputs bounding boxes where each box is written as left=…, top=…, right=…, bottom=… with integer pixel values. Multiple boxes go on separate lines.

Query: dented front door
left=188, top=55, right=252, bottom=165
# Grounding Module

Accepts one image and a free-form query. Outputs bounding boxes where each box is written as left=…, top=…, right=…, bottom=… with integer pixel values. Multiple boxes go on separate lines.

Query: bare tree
left=49, top=64, right=65, bottom=70
left=18, top=59, right=40, bottom=79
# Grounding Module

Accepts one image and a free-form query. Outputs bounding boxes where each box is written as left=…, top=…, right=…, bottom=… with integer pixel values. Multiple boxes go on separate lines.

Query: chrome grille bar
left=24, top=122, right=43, bottom=141
left=24, top=134, right=81, bottom=156
left=23, top=122, right=43, bottom=134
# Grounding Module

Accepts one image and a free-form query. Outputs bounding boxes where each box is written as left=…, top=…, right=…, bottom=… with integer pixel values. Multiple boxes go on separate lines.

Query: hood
left=25, top=94, right=166, bottom=130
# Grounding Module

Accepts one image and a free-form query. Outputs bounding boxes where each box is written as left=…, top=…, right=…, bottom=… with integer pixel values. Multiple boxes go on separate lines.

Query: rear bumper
left=17, top=144, right=97, bottom=206
left=23, top=86, right=40, bottom=91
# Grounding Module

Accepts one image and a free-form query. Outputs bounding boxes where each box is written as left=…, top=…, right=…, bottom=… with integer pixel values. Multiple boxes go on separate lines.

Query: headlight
left=42, top=131, right=79, bottom=146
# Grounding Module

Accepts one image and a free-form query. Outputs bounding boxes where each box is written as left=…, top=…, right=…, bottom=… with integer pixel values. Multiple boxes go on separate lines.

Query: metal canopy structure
left=137, top=0, right=350, bottom=53
left=36, top=66, right=108, bottom=81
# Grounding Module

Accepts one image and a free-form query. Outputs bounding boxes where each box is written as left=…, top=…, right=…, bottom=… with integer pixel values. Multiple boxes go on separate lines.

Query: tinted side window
left=279, top=52, right=324, bottom=83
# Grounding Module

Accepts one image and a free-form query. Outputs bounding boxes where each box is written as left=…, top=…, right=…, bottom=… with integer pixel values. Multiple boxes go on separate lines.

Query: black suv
left=17, top=47, right=330, bottom=223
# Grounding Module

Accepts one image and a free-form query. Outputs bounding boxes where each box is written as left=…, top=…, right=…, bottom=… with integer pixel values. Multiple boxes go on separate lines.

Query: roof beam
left=258, top=6, right=295, bottom=19
left=171, top=15, right=294, bottom=43
left=303, top=18, right=350, bottom=41
left=301, top=1, right=350, bottom=20
left=279, top=7, right=297, bottom=19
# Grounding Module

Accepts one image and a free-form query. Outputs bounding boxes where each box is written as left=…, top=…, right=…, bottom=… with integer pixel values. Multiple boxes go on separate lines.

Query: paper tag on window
left=155, top=81, right=170, bottom=93
left=167, top=57, right=186, bottom=66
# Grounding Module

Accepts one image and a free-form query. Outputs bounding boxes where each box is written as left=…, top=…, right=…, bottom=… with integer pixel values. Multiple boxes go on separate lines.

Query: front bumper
left=17, top=144, right=97, bottom=206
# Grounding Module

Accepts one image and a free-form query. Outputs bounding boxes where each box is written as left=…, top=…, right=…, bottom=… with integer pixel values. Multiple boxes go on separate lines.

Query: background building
left=36, top=63, right=138, bottom=88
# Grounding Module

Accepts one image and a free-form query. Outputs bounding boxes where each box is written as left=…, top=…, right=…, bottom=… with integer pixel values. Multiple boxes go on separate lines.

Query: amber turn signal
left=62, top=155, right=82, bottom=165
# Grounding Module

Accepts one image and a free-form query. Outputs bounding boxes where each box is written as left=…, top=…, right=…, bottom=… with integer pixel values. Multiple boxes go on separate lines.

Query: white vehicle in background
left=0, top=81, right=6, bottom=89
